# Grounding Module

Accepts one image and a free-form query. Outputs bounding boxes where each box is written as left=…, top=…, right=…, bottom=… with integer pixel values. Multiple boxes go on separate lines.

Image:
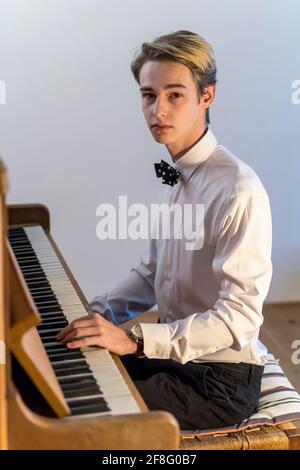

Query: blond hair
left=130, top=30, right=217, bottom=124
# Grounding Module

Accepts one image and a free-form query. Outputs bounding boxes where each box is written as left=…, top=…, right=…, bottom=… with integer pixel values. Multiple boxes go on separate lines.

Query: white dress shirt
left=90, top=128, right=272, bottom=365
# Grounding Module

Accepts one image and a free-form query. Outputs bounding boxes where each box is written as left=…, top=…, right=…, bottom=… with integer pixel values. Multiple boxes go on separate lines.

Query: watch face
left=131, top=323, right=143, bottom=338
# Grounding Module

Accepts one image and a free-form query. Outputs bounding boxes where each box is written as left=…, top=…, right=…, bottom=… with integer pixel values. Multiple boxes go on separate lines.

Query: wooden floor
left=123, top=302, right=300, bottom=393
left=260, top=302, right=300, bottom=393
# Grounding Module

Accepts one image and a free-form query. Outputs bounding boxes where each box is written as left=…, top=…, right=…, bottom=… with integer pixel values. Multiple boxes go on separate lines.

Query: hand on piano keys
left=8, top=224, right=144, bottom=417
left=56, top=312, right=138, bottom=356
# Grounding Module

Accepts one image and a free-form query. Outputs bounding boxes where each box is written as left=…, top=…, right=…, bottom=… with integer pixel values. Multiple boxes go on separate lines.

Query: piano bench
left=179, top=422, right=300, bottom=450
left=179, top=353, right=300, bottom=450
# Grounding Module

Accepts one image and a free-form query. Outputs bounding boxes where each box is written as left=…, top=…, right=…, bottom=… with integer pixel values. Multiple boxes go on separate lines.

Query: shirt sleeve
left=139, top=190, right=273, bottom=363
left=89, top=237, right=157, bottom=325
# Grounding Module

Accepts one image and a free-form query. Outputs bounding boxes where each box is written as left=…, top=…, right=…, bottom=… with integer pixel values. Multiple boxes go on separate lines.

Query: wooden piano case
left=0, top=160, right=179, bottom=450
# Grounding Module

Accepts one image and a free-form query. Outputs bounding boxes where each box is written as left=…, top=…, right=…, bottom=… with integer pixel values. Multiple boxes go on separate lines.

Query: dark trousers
left=120, top=355, right=264, bottom=430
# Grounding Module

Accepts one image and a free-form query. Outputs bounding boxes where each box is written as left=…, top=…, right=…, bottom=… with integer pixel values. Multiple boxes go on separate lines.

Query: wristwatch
left=127, top=323, right=145, bottom=358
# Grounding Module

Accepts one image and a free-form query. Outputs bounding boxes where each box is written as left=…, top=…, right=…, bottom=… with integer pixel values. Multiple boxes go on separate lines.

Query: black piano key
left=46, top=347, right=75, bottom=355
left=53, top=357, right=87, bottom=369
left=69, top=398, right=109, bottom=414
left=63, top=382, right=101, bottom=393
left=38, top=310, right=64, bottom=316
left=48, top=351, right=83, bottom=361
left=39, top=318, right=66, bottom=326
left=9, top=240, right=32, bottom=248
left=37, top=322, right=68, bottom=335
left=26, top=278, right=51, bottom=286
left=39, top=308, right=64, bottom=315
left=69, top=396, right=107, bottom=407
left=13, top=252, right=37, bottom=259
left=38, top=325, right=67, bottom=334
left=29, top=286, right=54, bottom=293
left=45, top=343, right=69, bottom=351
left=39, top=311, right=64, bottom=318
left=15, top=252, right=40, bottom=258
left=27, top=281, right=52, bottom=290
left=39, top=318, right=65, bottom=325
left=48, top=346, right=82, bottom=355
left=39, top=332, right=64, bottom=340
left=38, top=315, right=67, bottom=323
left=60, top=380, right=99, bottom=392
left=40, top=337, right=65, bottom=344
left=16, top=256, right=40, bottom=263
left=33, top=297, right=59, bottom=304
left=13, top=252, right=36, bottom=258
left=58, top=374, right=96, bottom=385
left=15, top=255, right=40, bottom=262
left=38, top=306, right=64, bottom=313
left=69, top=398, right=110, bottom=414
left=30, top=295, right=59, bottom=303
left=8, top=227, right=26, bottom=233
left=55, top=367, right=91, bottom=378
left=39, top=316, right=66, bottom=324
left=32, top=288, right=55, bottom=299
left=20, top=268, right=46, bottom=275
left=70, top=404, right=110, bottom=415
left=40, top=326, right=60, bottom=334
left=34, top=302, right=61, bottom=313
left=18, top=261, right=43, bottom=268
left=63, top=386, right=102, bottom=399
left=38, top=312, right=65, bottom=319
left=52, top=360, right=87, bottom=371
left=35, top=293, right=60, bottom=299
left=11, top=246, right=35, bottom=252
left=38, top=327, right=67, bottom=336
left=36, top=305, right=62, bottom=313
left=12, top=245, right=36, bottom=252
left=40, top=336, right=62, bottom=344
left=43, top=341, right=66, bottom=348
left=8, top=228, right=24, bottom=236
left=17, top=260, right=42, bottom=269
left=35, top=302, right=62, bottom=309
left=55, top=369, right=92, bottom=379
left=34, top=299, right=61, bottom=306
left=37, top=321, right=68, bottom=331
left=22, top=273, right=45, bottom=281
left=20, top=269, right=44, bottom=277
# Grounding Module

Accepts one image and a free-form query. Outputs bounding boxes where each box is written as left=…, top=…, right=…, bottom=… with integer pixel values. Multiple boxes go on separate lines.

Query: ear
left=202, top=84, right=216, bottom=109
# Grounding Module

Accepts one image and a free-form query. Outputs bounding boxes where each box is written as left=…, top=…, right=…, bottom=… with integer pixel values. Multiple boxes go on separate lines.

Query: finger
left=56, top=317, right=100, bottom=340
left=66, top=335, right=103, bottom=349
left=60, top=326, right=101, bottom=343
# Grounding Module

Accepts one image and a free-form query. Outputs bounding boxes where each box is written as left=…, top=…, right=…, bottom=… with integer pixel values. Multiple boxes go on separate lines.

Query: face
left=139, top=60, right=215, bottom=160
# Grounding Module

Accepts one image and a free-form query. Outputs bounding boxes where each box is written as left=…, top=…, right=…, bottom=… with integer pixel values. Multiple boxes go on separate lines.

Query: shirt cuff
left=139, top=323, right=171, bottom=359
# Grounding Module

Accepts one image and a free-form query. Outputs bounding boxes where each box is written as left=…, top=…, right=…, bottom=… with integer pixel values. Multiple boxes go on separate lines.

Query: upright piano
left=0, top=160, right=179, bottom=450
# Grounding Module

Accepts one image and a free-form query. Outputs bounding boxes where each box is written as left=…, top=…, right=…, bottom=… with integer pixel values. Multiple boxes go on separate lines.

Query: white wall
left=0, top=0, right=299, bottom=303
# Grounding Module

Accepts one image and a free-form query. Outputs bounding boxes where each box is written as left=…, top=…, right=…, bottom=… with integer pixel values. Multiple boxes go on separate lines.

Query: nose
left=153, top=96, right=168, bottom=119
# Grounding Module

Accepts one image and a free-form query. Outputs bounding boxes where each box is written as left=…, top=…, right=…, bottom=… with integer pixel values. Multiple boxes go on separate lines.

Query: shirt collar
left=172, top=127, right=218, bottom=182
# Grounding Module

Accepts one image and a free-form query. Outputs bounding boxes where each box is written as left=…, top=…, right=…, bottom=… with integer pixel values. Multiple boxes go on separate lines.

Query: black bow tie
left=154, top=159, right=180, bottom=186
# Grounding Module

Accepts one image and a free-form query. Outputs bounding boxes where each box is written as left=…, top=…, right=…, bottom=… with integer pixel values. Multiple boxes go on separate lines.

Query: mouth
left=152, top=125, right=173, bottom=132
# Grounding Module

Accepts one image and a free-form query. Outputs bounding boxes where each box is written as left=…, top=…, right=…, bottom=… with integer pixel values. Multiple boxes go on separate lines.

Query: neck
left=167, top=123, right=208, bottom=163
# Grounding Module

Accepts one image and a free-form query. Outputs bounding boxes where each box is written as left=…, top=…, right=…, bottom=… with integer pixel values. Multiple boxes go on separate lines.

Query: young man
left=57, top=30, right=272, bottom=430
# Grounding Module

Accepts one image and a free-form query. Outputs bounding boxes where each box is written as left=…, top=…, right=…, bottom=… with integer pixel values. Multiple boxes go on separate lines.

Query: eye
left=142, top=93, right=154, bottom=99
left=170, top=92, right=182, bottom=98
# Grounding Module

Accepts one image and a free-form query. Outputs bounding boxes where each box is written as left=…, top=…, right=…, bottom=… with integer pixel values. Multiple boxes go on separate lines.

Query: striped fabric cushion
left=181, top=353, right=300, bottom=437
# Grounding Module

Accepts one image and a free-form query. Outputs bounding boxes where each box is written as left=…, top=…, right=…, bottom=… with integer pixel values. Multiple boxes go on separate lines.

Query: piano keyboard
left=8, top=225, right=141, bottom=418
